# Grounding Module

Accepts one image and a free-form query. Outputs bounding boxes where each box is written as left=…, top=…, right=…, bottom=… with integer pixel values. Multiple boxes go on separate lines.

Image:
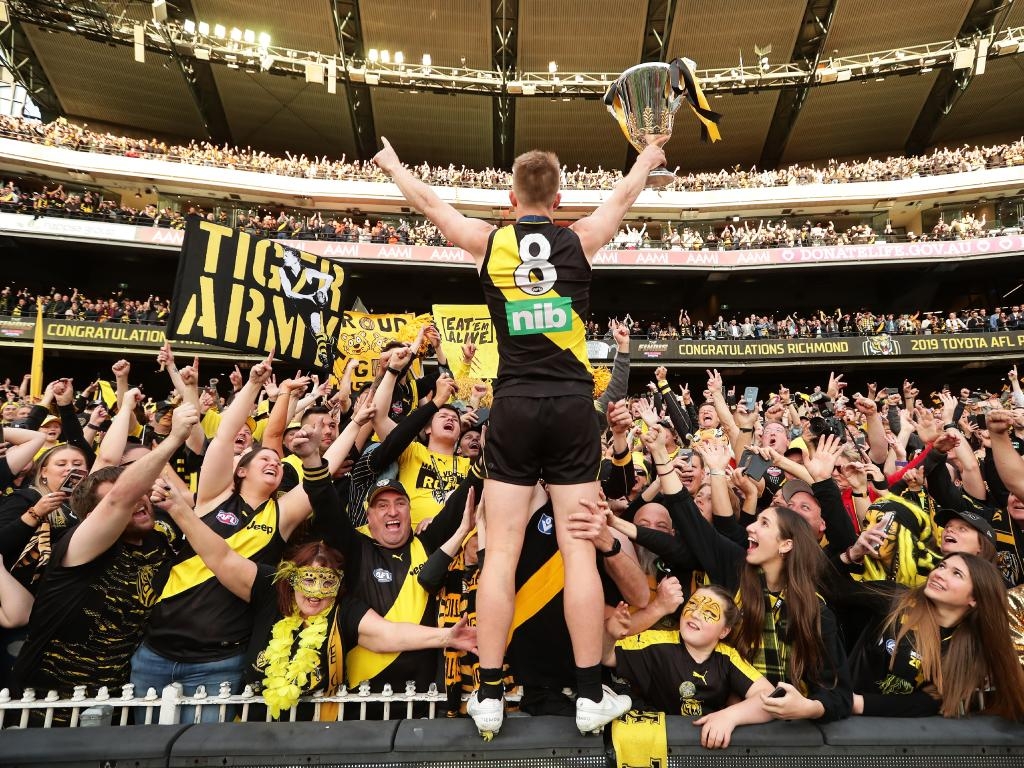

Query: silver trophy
left=604, top=58, right=721, bottom=188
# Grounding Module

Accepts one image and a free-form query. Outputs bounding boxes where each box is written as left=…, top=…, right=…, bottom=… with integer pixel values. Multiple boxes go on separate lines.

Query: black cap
left=935, top=507, right=996, bottom=543
left=367, top=478, right=409, bottom=506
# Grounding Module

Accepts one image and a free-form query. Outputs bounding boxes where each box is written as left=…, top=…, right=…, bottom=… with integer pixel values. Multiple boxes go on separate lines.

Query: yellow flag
left=30, top=299, right=44, bottom=399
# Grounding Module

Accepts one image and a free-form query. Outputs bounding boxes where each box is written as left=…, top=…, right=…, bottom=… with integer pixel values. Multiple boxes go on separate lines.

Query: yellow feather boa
left=261, top=609, right=329, bottom=719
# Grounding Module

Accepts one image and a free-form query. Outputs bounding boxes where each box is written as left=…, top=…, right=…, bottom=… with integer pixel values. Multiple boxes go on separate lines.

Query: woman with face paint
left=607, top=585, right=774, bottom=749
left=153, top=469, right=477, bottom=720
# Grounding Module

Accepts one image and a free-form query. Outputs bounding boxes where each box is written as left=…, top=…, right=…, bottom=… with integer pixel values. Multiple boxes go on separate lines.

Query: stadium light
left=394, top=51, right=404, bottom=65
left=380, top=49, right=390, bottom=64
left=183, top=19, right=196, bottom=35
left=213, top=24, right=225, bottom=38
left=367, top=48, right=379, bottom=63
left=230, top=27, right=242, bottom=42
left=198, top=21, right=209, bottom=36
left=243, top=29, right=255, bottom=45
left=258, top=32, right=271, bottom=48
left=548, top=61, right=557, bottom=74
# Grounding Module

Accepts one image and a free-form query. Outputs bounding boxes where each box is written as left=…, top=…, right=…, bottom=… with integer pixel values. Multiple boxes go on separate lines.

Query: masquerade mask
left=682, top=593, right=723, bottom=625
left=276, top=562, right=342, bottom=600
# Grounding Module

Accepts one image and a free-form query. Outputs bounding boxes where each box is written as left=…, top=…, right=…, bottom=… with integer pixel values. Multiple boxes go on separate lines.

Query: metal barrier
left=0, top=680, right=461, bottom=727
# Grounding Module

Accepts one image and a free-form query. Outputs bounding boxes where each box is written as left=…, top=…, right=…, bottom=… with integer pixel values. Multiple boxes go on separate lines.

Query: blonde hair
left=512, top=151, right=560, bottom=208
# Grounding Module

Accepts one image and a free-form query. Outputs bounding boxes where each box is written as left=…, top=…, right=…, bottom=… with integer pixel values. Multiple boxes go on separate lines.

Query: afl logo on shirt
left=216, top=510, right=240, bottom=527
left=537, top=513, right=554, bottom=535
left=373, top=568, right=393, bottom=583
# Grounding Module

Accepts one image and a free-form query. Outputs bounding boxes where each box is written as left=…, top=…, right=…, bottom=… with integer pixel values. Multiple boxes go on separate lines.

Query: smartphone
left=743, top=386, right=758, bottom=412
left=975, top=413, right=987, bottom=430
left=768, top=686, right=787, bottom=699
left=874, top=510, right=896, bottom=551
left=677, top=449, right=693, bottom=463
left=59, top=468, right=87, bottom=494
left=725, top=390, right=737, bottom=407
left=474, top=407, right=490, bottom=423
left=739, top=449, right=770, bottom=482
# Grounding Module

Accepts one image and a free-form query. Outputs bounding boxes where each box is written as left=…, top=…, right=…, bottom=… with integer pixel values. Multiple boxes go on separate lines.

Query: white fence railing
left=0, top=680, right=474, bottom=728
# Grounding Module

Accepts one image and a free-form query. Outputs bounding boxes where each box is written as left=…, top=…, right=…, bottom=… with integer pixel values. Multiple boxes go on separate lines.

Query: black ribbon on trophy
left=604, top=57, right=722, bottom=187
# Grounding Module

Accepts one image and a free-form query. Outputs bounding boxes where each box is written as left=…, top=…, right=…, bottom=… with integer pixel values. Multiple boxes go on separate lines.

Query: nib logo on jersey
left=506, top=297, right=573, bottom=336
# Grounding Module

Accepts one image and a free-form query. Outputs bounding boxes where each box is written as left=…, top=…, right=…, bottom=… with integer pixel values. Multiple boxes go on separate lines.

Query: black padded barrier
left=0, top=723, right=189, bottom=768
left=2, top=715, right=1024, bottom=768
left=167, top=720, right=400, bottom=767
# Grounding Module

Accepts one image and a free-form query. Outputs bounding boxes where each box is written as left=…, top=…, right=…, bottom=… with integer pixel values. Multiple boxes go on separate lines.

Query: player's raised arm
left=570, top=142, right=666, bottom=261
left=373, top=137, right=494, bottom=263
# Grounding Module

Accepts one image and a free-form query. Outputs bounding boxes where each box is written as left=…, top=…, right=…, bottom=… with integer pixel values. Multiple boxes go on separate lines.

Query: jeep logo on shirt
left=506, top=297, right=573, bottom=335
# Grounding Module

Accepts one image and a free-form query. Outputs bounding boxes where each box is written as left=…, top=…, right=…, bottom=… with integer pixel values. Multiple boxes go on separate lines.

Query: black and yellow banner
left=166, top=220, right=348, bottom=371
left=616, top=331, right=1024, bottom=364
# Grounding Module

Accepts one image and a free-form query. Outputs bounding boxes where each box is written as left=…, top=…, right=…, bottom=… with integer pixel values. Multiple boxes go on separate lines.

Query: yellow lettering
left=196, top=276, right=218, bottom=338
left=232, top=230, right=251, bottom=281
left=269, top=296, right=297, bottom=358
left=244, top=288, right=265, bottom=348
left=251, top=239, right=272, bottom=288
left=200, top=221, right=233, bottom=273
left=174, top=292, right=200, bottom=336
left=225, top=283, right=245, bottom=345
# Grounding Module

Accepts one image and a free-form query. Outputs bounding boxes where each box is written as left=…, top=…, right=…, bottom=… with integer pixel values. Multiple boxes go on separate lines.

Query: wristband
left=386, top=366, right=403, bottom=377
left=708, top=469, right=726, bottom=477
left=851, top=491, right=866, bottom=498
left=739, top=427, right=754, bottom=434
left=942, top=423, right=957, bottom=431
left=597, top=538, right=622, bottom=558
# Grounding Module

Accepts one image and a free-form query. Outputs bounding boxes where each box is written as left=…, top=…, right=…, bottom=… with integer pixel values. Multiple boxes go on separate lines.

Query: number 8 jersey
left=480, top=218, right=594, bottom=397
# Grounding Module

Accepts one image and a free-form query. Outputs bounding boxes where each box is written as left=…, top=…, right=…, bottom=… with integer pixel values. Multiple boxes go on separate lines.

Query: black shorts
left=483, top=394, right=601, bottom=486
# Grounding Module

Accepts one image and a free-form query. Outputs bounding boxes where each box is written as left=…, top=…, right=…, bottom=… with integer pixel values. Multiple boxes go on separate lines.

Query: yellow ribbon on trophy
left=604, top=57, right=722, bottom=146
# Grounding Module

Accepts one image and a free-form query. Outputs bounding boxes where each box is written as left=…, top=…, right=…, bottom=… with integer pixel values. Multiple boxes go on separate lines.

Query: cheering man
left=373, top=136, right=665, bottom=737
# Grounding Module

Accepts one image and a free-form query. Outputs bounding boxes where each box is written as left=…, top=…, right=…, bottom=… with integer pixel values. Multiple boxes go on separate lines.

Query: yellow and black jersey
left=14, top=527, right=175, bottom=695
left=480, top=219, right=593, bottom=398
left=144, top=494, right=286, bottom=662
left=615, top=634, right=761, bottom=716
left=398, top=442, right=470, bottom=528
left=345, top=532, right=436, bottom=691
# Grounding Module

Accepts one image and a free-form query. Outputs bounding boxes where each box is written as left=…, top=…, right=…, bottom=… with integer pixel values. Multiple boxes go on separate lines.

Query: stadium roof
left=6, top=0, right=1024, bottom=172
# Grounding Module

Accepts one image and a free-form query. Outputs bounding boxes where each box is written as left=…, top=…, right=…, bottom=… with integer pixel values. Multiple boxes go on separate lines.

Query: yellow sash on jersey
left=508, top=551, right=565, bottom=642
left=610, top=710, right=668, bottom=768
left=158, top=500, right=278, bottom=601
left=282, top=453, right=306, bottom=482
left=488, top=226, right=591, bottom=372
left=318, top=609, right=346, bottom=721
left=345, top=537, right=429, bottom=686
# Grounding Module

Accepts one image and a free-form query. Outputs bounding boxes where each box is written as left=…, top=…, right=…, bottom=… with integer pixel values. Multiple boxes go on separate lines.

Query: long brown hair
left=735, top=505, right=828, bottom=686
left=887, top=553, right=1024, bottom=719
left=275, top=541, right=345, bottom=616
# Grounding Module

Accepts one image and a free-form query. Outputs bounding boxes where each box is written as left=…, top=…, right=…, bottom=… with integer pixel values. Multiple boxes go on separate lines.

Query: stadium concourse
left=2, top=0, right=1024, bottom=766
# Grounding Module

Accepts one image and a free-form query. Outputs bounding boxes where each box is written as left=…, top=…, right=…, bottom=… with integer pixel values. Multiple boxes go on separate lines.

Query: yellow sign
left=432, top=304, right=498, bottom=379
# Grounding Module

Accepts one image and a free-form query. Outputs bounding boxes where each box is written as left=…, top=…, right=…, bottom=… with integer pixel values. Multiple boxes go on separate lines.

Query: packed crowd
left=3, top=327, right=1024, bottom=736
left=585, top=305, right=1024, bottom=341
left=236, top=210, right=453, bottom=247
left=0, top=285, right=169, bottom=325
left=2, top=114, right=1023, bottom=192
left=0, top=179, right=189, bottom=229
left=612, top=214, right=996, bottom=251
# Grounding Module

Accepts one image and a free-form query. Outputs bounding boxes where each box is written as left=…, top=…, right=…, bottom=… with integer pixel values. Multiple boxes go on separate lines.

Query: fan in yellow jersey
left=373, top=135, right=666, bottom=738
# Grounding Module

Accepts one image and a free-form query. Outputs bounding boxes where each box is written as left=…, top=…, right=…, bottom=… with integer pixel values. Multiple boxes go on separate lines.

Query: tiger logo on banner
left=167, top=219, right=349, bottom=372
